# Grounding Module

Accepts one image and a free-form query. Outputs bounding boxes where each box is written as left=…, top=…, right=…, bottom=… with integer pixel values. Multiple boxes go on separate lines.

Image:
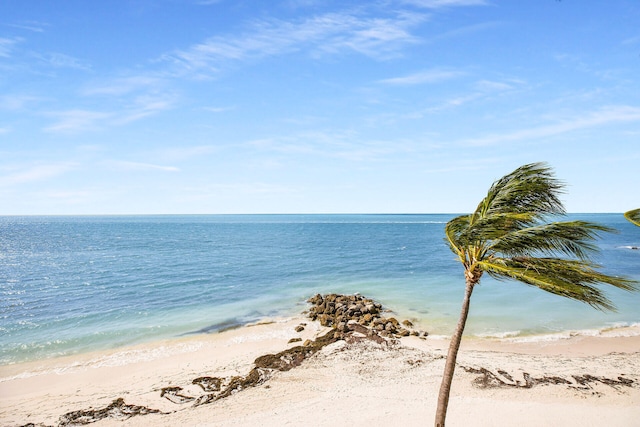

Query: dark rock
left=305, top=293, right=429, bottom=340
left=337, top=321, right=349, bottom=332
left=318, top=314, right=331, bottom=327
left=308, top=294, right=323, bottom=305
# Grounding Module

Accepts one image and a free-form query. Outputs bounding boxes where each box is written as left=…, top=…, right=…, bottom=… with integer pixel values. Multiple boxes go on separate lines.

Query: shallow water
left=1, top=214, right=638, bottom=364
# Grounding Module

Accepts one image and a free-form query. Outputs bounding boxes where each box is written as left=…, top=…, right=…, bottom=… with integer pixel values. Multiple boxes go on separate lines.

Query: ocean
left=1, top=214, right=638, bottom=365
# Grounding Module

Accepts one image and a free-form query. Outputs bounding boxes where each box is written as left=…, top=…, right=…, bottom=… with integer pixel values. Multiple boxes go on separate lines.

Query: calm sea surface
left=1, top=214, right=639, bottom=365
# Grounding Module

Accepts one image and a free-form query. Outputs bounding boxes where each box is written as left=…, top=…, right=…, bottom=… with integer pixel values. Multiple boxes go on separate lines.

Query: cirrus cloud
left=462, top=105, right=640, bottom=146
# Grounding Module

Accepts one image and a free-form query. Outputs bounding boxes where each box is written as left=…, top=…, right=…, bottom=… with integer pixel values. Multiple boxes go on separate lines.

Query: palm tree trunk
left=434, top=277, right=476, bottom=427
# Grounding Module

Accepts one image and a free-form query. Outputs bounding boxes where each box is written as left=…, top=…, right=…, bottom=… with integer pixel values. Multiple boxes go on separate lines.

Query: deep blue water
left=1, top=214, right=638, bottom=365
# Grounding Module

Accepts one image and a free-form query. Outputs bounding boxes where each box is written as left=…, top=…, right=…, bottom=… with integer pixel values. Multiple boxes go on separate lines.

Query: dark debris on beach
left=462, top=366, right=635, bottom=391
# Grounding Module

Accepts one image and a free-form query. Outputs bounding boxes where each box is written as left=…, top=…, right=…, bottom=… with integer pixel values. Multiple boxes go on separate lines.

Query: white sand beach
left=2, top=317, right=639, bottom=427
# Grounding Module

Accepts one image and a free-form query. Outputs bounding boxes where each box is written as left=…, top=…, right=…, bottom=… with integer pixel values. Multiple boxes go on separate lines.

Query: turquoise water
left=1, top=214, right=638, bottom=365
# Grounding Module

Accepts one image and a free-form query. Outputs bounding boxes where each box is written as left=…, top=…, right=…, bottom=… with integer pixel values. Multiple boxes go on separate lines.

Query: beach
left=1, top=216, right=639, bottom=426
left=2, top=315, right=639, bottom=427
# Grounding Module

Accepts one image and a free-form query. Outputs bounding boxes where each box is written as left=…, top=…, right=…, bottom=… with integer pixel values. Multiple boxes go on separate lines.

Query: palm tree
left=624, top=208, right=640, bottom=227
left=435, top=162, right=638, bottom=427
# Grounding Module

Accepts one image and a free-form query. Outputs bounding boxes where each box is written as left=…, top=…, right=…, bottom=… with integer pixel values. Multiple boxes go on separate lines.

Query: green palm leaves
left=446, top=162, right=637, bottom=310
left=624, top=208, right=640, bottom=227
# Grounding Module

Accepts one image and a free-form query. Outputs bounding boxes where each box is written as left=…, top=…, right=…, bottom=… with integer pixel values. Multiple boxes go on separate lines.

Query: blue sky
left=1, top=0, right=639, bottom=214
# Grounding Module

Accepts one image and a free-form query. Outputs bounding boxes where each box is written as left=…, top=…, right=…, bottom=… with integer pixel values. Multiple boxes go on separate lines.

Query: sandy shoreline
left=2, top=317, right=640, bottom=427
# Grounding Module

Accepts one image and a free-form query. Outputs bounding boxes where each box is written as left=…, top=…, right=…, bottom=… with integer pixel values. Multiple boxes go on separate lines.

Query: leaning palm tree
left=624, top=208, right=640, bottom=227
left=435, top=162, right=638, bottom=427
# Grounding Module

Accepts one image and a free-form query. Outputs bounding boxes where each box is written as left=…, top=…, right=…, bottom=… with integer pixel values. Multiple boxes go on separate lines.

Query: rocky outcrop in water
left=306, top=293, right=427, bottom=338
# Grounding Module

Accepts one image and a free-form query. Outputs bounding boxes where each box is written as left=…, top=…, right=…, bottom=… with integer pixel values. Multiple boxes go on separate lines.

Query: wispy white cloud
left=428, top=93, right=482, bottom=112
left=50, top=74, right=170, bottom=132
left=247, top=129, right=414, bottom=162
left=1, top=35, right=90, bottom=75
left=7, top=21, right=48, bottom=33
left=44, top=110, right=112, bottom=133
left=82, top=75, right=165, bottom=96
left=70, top=67, right=175, bottom=130
left=203, top=106, right=235, bottom=113
left=462, top=105, right=640, bottom=146
left=389, top=77, right=520, bottom=119
left=401, top=0, right=488, bottom=7
left=447, top=76, right=522, bottom=108
left=379, top=68, right=466, bottom=85
left=180, top=182, right=300, bottom=203
left=473, top=79, right=514, bottom=92
left=0, top=94, right=42, bottom=110
left=554, top=52, right=631, bottom=82
left=316, top=12, right=425, bottom=58
left=621, top=35, right=640, bottom=45
left=285, top=0, right=324, bottom=9
left=157, top=145, right=217, bottom=162
left=42, top=189, right=94, bottom=200
left=162, top=10, right=427, bottom=75
left=431, top=21, right=502, bottom=42
left=76, top=144, right=106, bottom=153
left=36, top=52, right=91, bottom=70
left=114, top=93, right=176, bottom=124
left=44, top=93, right=176, bottom=132
left=109, top=160, right=180, bottom=172
left=0, top=163, right=76, bottom=186
left=0, top=37, right=22, bottom=58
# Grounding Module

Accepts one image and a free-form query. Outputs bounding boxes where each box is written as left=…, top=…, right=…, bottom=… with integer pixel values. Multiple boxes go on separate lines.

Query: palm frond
left=446, top=212, right=534, bottom=253
left=479, top=257, right=638, bottom=311
left=472, top=162, right=565, bottom=224
left=488, top=221, right=614, bottom=260
left=445, top=162, right=639, bottom=312
left=444, top=215, right=470, bottom=260
left=624, top=208, right=640, bottom=227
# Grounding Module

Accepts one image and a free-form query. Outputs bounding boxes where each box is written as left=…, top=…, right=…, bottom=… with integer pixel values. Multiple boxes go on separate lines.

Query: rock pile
left=306, top=293, right=426, bottom=338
